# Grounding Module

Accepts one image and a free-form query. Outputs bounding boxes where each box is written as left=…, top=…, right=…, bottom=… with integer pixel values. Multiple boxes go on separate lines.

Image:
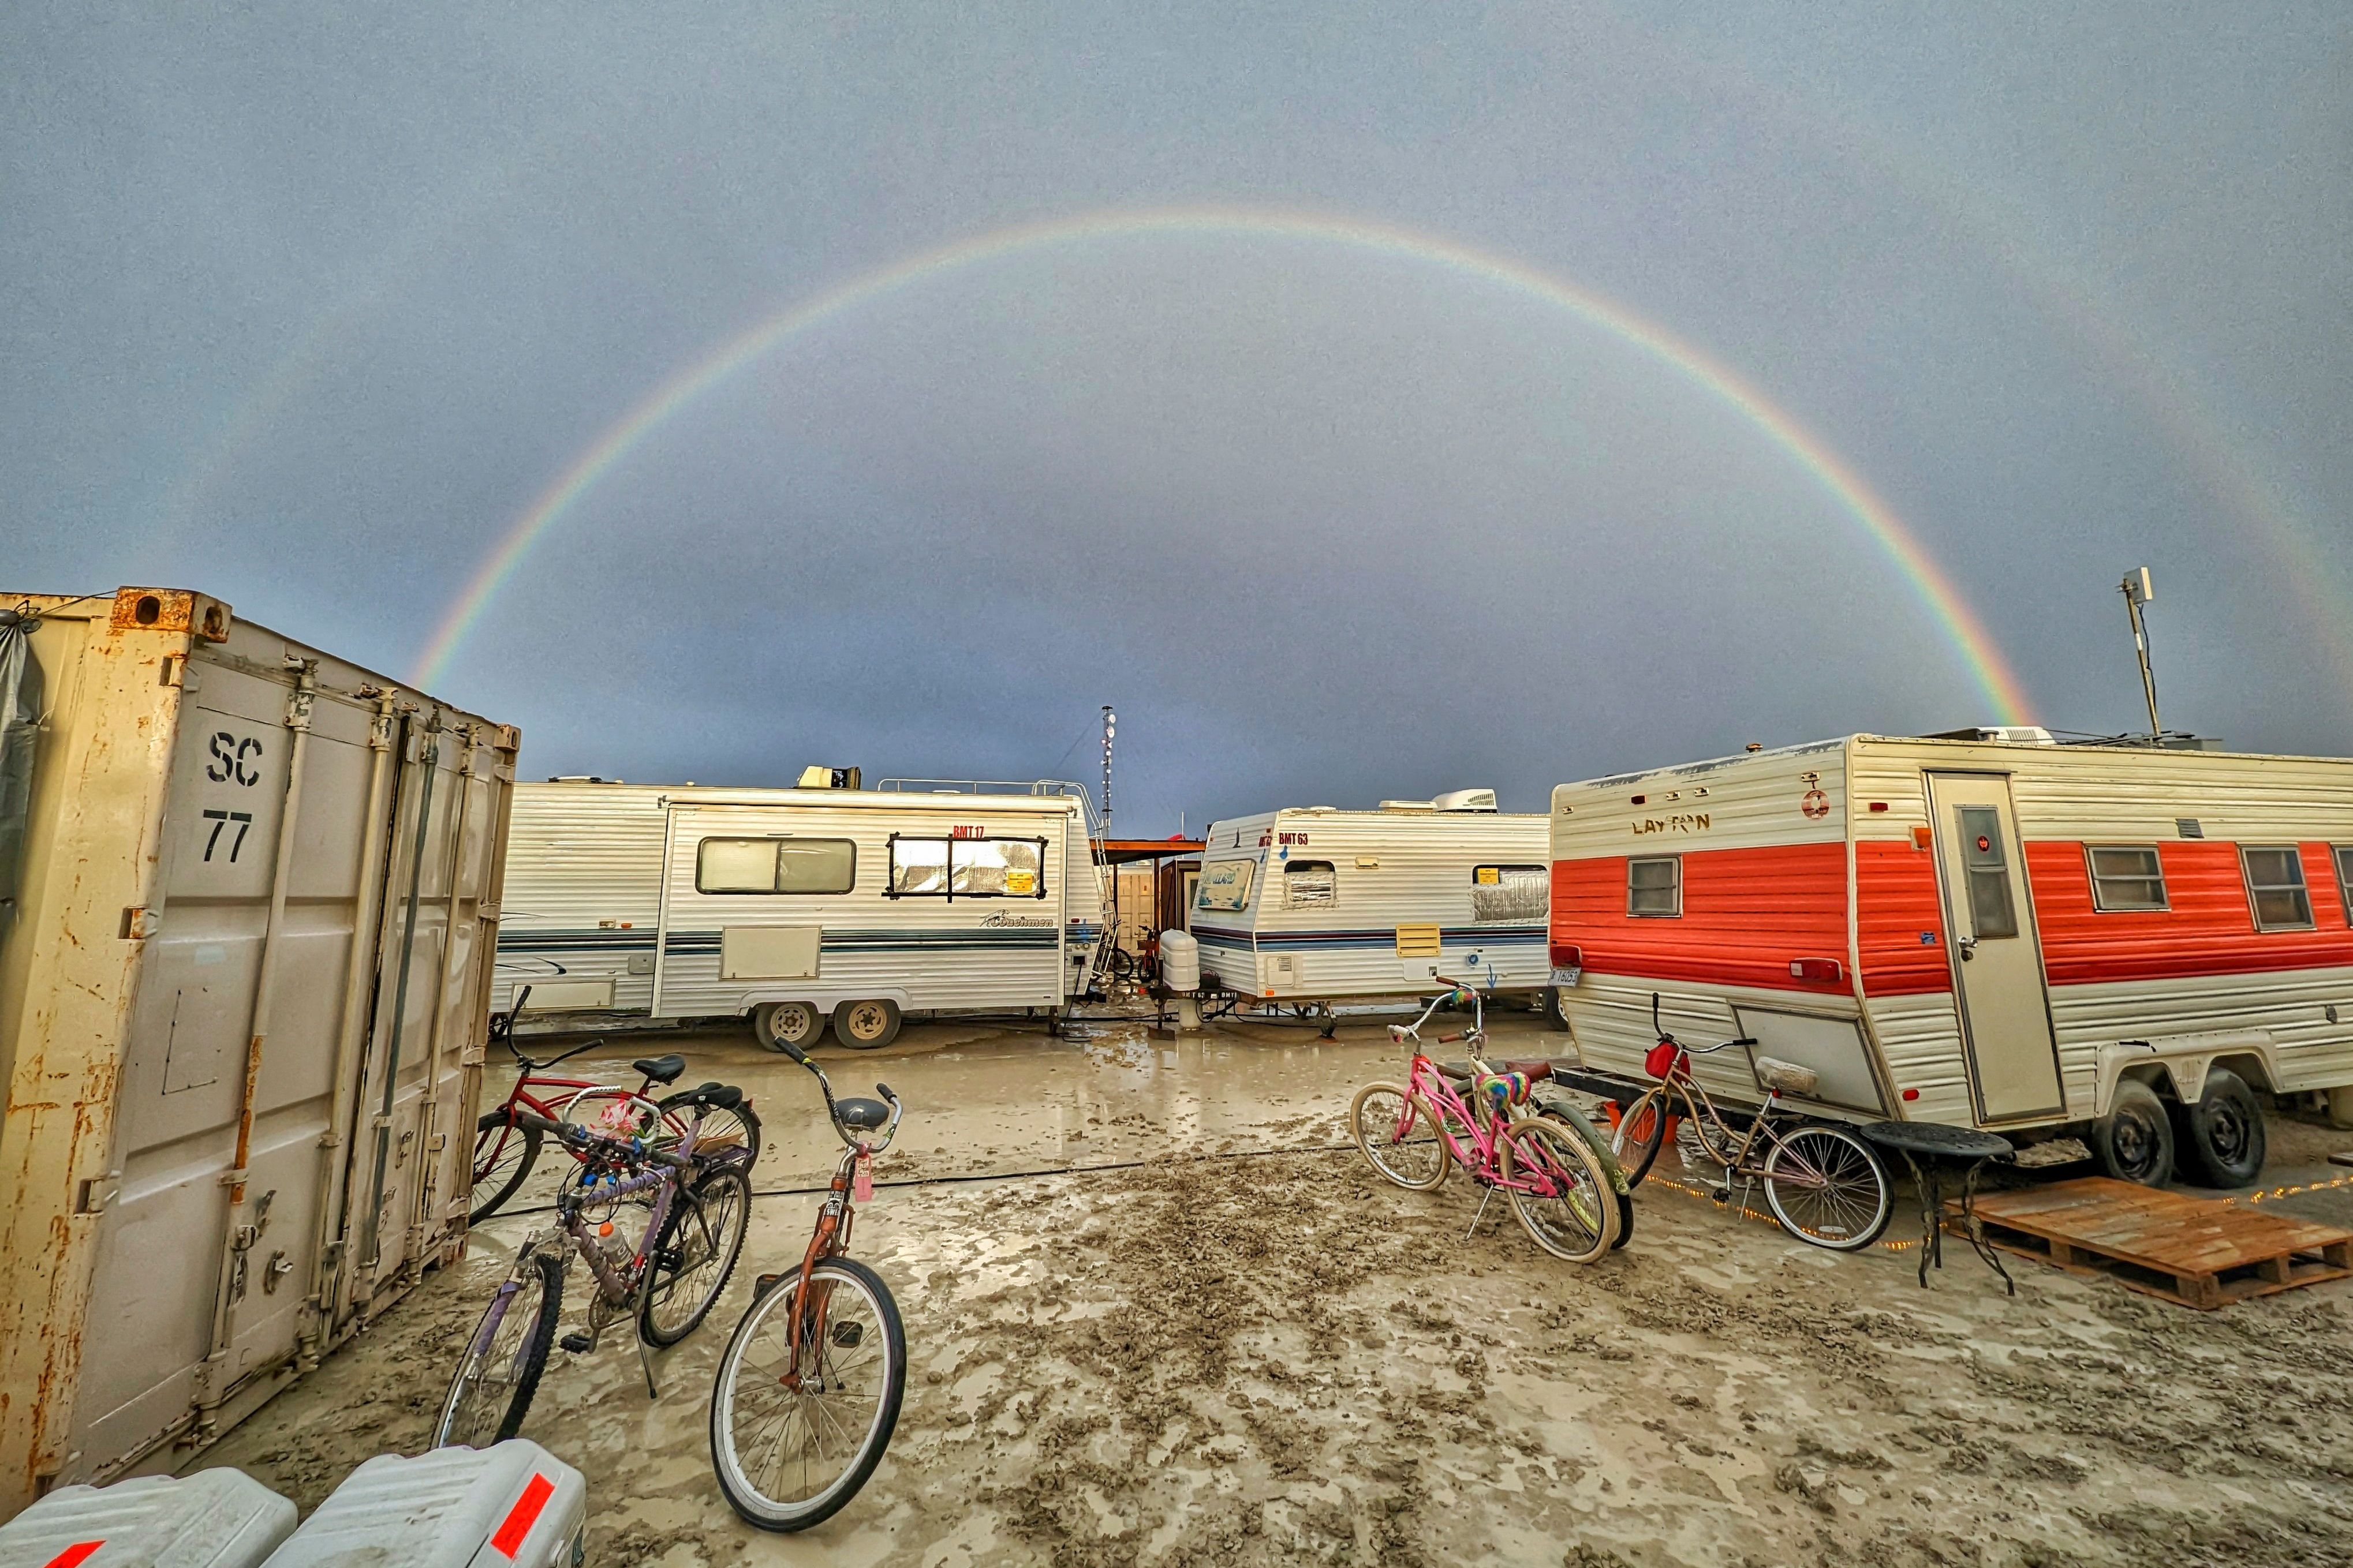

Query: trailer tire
left=753, top=1001, right=825, bottom=1053
left=2094, top=1078, right=2174, bottom=1187
left=2174, top=1068, right=2266, bottom=1188
left=833, top=998, right=902, bottom=1050
left=1539, top=986, right=1571, bottom=1031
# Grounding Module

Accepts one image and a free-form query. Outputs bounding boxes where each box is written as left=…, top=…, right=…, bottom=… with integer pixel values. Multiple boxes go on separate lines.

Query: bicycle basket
left=1643, top=1041, right=1689, bottom=1080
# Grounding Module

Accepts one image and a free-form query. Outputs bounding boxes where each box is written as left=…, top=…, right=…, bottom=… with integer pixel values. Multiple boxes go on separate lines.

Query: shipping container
left=0, top=587, right=518, bottom=1516
left=1191, top=792, right=1552, bottom=1005
left=1547, top=732, right=2353, bottom=1184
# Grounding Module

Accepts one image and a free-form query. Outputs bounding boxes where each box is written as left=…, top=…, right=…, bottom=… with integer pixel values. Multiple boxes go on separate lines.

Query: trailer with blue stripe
left=1190, top=791, right=1553, bottom=1010
left=492, top=777, right=1107, bottom=1049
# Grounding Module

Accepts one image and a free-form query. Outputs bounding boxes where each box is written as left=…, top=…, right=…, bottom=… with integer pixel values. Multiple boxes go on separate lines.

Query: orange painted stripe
left=2027, top=840, right=2353, bottom=985
left=490, top=1472, right=555, bottom=1558
left=1552, top=845, right=1850, bottom=993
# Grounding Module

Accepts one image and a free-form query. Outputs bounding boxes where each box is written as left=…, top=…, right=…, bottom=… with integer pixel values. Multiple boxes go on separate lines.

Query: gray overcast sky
left=7, top=4, right=2348, bottom=831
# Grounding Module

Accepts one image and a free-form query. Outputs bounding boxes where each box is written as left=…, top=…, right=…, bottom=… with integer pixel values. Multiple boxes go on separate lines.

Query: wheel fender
left=2097, top=1031, right=2277, bottom=1113
left=1538, top=1097, right=1630, bottom=1196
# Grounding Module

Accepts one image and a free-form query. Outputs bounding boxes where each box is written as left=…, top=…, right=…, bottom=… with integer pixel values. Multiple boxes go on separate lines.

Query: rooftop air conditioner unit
left=1432, top=788, right=1499, bottom=812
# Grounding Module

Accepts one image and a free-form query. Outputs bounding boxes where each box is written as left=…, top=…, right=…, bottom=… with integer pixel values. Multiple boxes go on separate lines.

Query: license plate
left=1550, top=966, right=1581, bottom=986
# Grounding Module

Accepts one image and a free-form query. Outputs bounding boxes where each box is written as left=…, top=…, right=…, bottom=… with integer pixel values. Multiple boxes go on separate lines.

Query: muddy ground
left=203, top=1016, right=2353, bottom=1566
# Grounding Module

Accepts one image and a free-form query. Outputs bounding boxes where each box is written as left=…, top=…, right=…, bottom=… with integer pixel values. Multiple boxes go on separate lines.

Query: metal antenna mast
left=2120, top=567, right=2161, bottom=740
left=1100, top=705, right=1115, bottom=837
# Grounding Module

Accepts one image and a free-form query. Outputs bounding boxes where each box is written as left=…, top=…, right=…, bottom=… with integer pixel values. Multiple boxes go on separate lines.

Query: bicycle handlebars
left=513, top=1110, right=693, bottom=1169
left=770, top=1039, right=905, bottom=1150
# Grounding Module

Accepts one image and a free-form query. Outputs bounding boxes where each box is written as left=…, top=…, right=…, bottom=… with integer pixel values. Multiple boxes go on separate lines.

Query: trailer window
left=1627, top=856, right=1680, bottom=918
left=2240, top=845, right=2314, bottom=931
left=1471, top=864, right=1548, bottom=922
left=2085, top=845, right=2168, bottom=912
left=1196, top=859, right=1256, bottom=912
left=1283, top=859, right=1336, bottom=908
left=696, top=837, right=856, bottom=895
left=1954, top=807, right=2019, bottom=939
left=2337, top=847, right=2353, bottom=927
left=887, top=836, right=1047, bottom=899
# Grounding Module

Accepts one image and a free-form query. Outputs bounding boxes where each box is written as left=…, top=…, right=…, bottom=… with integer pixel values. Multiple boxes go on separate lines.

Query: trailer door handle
left=1955, top=935, right=1978, bottom=961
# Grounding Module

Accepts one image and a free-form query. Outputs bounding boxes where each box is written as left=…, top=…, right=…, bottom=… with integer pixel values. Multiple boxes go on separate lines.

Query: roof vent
left=1927, top=727, right=2056, bottom=746
left=796, top=765, right=862, bottom=789
left=1379, top=799, right=1436, bottom=813
left=1432, top=788, right=1499, bottom=813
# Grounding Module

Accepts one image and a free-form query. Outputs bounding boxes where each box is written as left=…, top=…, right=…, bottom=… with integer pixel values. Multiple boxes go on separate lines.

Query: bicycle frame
left=758, top=1042, right=902, bottom=1388
left=1385, top=980, right=1579, bottom=1210
left=541, top=1111, right=712, bottom=1395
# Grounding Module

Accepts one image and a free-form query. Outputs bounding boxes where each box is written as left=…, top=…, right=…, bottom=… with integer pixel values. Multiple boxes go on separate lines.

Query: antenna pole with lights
left=2120, top=567, right=2161, bottom=740
left=1100, top=705, right=1116, bottom=839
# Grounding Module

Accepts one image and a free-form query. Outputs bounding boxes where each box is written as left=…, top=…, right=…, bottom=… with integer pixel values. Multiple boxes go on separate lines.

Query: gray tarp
left=0, top=613, right=40, bottom=913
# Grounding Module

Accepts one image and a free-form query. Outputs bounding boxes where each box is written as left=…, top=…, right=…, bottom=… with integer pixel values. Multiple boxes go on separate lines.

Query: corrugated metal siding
left=2026, top=840, right=2353, bottom=983
left=1862, top=992, right=1971, bottom=1124
left=1855, top=840, right=1951, bottom=994
left=492, top=784, right=666, bottom=1013
left=2046, top=967, right=2353, bottom=1096
left=1553, top=845, right=1849, bottom=996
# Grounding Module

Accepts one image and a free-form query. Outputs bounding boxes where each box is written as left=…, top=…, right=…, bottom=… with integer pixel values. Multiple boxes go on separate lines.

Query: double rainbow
left=411, top=204, right=2032, bottom=724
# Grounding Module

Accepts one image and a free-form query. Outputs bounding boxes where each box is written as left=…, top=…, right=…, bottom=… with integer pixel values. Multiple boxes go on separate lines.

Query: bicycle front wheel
left=1503, top=1118, right=1619, bottom=1263
left=1350, top=1081, right=1448, bottom=1191
left=640, top=1164, right=752, bottom=1346
left=435, top=1249, right=563, bottom=1447
left=1762, top=1125, right=1893, bottom=1251
left=711, top=1258, right=906, bottom=1532
left=1612, top=1090, right=1671, bottom=1188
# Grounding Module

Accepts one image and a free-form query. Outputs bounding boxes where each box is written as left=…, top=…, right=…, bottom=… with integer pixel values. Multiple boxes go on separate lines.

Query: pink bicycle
left=1349, top=979, right=1622, bottom=1262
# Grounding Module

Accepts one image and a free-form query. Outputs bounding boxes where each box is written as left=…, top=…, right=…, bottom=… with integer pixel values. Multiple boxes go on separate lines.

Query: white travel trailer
left=1190, top=791, right=1552, bottom=1006
left=493, top=778, right=1110, bottom=1049
left=1547, top=731, right=2353, bottom=1185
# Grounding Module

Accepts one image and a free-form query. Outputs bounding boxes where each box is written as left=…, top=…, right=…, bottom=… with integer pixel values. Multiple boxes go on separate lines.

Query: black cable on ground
left=479, top=1140, right=1364, bottom=1221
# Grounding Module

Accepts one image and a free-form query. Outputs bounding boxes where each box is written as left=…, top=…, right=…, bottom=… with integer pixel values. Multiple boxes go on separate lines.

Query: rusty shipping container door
left=0, top=588, right=518, bottom=1516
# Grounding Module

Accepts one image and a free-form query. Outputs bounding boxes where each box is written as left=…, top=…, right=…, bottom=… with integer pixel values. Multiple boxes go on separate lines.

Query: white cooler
left=0, top=1469, right=295, bottom=1568
left=260, top=1443, right=585, bottom=1568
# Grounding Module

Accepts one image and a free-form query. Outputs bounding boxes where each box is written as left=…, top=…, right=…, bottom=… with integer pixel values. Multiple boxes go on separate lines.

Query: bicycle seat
left=1500, top=1060, right=1554, bottom=1081
left=632, top=1054, right=687, bottom=1085
left=1755, top=1057, right=1820, bottom=1098
left=684, top=1081, right=744, bottom=1110
left=834, top=1097, right=891, bottom=1131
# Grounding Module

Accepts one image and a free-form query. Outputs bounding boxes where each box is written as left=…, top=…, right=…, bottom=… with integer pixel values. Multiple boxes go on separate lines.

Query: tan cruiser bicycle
left=1611, top=993, right=1892, bottom=1251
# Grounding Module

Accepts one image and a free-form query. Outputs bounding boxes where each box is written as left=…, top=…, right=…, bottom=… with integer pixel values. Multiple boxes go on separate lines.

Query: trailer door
left=1925, top=773, right=2065, bottom=1122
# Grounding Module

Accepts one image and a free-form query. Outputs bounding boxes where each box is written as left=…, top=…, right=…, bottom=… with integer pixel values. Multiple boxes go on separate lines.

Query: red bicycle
left=470, top=988, right=762, bottom=1223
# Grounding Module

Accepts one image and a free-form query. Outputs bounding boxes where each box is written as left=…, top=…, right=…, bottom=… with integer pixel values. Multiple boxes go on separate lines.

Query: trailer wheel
left=753, top=1001, right=825, bottom=1053
left=2174, top=1068, right=2266, bottom=1188
left=2094, top=1078, right=2174, bottom=1186
left=834, top=998, right=902, bottom=1050
left=1539, top=987, right=1571, bottom=1031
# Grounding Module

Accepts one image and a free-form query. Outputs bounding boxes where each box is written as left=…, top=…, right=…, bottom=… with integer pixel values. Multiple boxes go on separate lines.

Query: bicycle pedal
left=750, top=1272, right=785, bottom=1302
left=1708, top=1187, right=1731, bottom=1205
left=559, top=1331, right=595, bottom=1354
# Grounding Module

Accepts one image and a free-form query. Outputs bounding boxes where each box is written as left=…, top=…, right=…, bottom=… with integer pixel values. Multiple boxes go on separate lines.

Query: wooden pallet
left=1952, top=1177, right=2353, bottom=1309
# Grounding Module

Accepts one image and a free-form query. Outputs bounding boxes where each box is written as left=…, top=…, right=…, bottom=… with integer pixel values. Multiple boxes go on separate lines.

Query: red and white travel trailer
left=1546, top=732, right=2353, bottom=1186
